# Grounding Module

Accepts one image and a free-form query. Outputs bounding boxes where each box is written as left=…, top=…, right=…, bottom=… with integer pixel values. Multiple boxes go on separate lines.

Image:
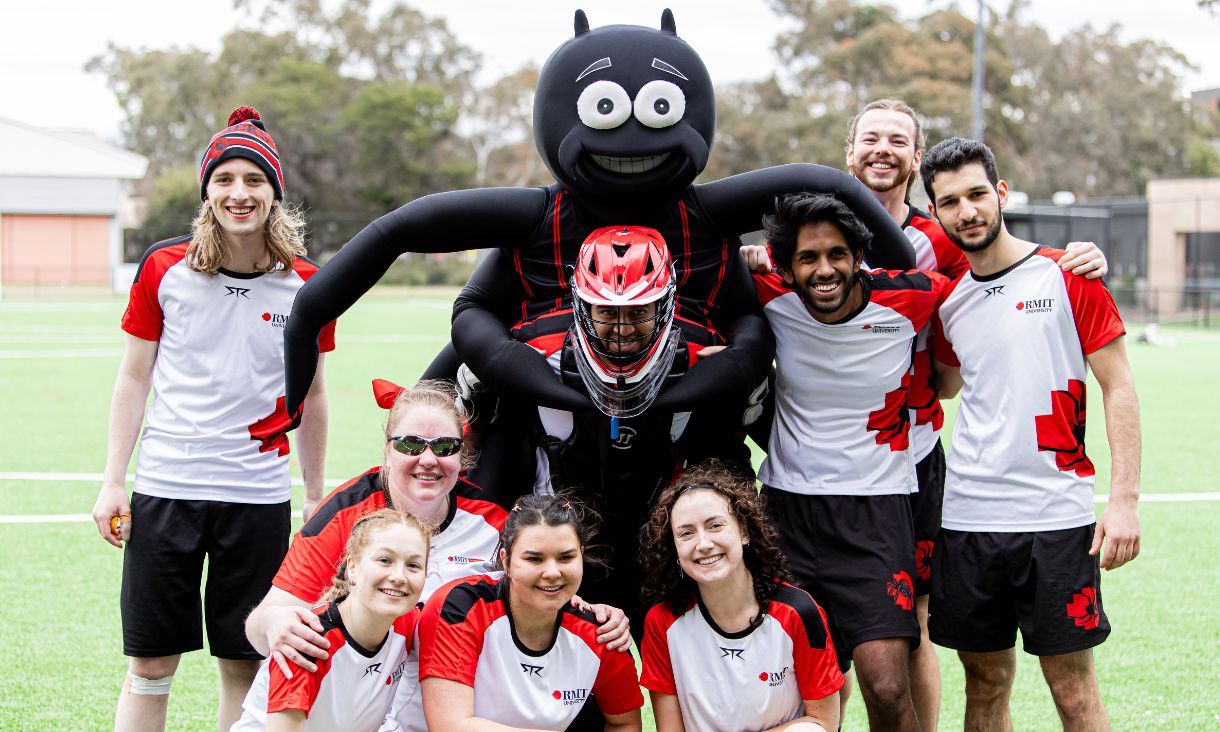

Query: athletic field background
left=1, top=288, right=1217, bottom=730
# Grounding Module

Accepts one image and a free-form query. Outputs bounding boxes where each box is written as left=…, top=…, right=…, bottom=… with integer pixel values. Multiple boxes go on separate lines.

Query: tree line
left=93, top=0, right=1220, bottom=259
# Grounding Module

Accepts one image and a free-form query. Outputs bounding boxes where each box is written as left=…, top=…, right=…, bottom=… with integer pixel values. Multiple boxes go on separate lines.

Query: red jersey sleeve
left=1040, top=249, right=1126, bottom=354
left=771, top=585, right=844, bottom=702
left=933, top=236, right=969, bottom=279
left=417, top=577, right=493, bottom=687
left=272, top=513, right=352, bottom=602
left=266, top=649, right=328, bottom=715
left=932, top=275, right=963, bottom=367
left=591, top=646, right=645, bottom=716
left=392, top=607, right=421, bottom=646
left=638, top=603, right=678, bottom=695
left=121, top=241, right=187, bottom=341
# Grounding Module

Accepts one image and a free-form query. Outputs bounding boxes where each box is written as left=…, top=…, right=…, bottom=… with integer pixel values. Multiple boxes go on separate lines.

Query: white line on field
left=0, top=472, right=346, bottom=488
left=0, top=348, right=123, bottom=359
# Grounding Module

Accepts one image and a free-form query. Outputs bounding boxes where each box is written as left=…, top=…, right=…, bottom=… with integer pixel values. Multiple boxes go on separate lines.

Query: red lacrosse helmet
left=570, top=226, right=678, bottom=418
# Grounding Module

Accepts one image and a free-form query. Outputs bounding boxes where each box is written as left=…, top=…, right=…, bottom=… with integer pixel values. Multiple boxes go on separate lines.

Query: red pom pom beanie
left=198, top=106, right=284, bottom=200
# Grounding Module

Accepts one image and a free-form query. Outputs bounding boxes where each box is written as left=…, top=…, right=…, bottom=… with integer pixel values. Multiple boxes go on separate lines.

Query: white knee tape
left=128, top=673, right=173, bottom=695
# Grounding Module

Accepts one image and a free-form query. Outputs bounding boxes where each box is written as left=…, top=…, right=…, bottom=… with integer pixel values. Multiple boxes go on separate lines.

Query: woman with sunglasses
left=418, top=493, right=644, bottom=732
left=244, top=379, right=508, bottom=680
left=639, top=462, right=843, bottom=732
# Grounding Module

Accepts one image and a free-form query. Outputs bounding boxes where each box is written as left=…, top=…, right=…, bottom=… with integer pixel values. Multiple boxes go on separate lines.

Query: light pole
left=971, top=0, right=986, bottom=141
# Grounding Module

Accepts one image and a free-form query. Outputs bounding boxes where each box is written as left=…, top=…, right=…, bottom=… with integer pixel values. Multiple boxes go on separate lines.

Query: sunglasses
left=388, top=435, right=463, bottom=457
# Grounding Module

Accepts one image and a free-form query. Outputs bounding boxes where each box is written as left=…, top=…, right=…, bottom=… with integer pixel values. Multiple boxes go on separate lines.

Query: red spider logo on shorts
left=887, top=571, right=915, bottom=611
left=1066, top=586, right=1100, bottom=630
left=915, top=541, right=934, bottom=581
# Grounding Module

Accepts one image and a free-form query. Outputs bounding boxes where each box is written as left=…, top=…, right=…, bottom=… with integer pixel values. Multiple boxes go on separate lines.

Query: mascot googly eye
left=634, top=80, right=685, bottom=129
left=577, top=80, right=633, bottom=130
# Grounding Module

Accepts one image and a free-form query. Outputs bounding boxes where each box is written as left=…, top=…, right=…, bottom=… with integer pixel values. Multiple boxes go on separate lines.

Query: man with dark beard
left=923, top=137, right=1140, bottom=731
left=752, top=192, right=950, bottom=732
left=744, top=98, right=1111, bottom=731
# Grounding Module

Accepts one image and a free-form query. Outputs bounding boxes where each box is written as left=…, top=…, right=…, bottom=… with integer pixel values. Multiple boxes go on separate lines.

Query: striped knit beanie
left=199, top=106, right=284, bottom=200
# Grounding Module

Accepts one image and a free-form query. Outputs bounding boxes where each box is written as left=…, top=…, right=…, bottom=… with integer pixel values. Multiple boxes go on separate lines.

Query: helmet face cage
left=569, top=226, right=679, bottom=417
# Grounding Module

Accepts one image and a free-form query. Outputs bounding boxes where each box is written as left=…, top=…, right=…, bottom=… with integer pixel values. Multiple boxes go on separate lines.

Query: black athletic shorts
left=910, top=439, right=946, bottom=597
left=121, top=493, right=291, bottom=660
left=763, top=487, right=919, bottom=671
left=929, top=525, right=1110, bottom=656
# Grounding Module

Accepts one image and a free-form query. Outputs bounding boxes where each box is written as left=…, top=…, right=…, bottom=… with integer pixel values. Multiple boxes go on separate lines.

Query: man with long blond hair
left=91, top=106, right=334, bottom=732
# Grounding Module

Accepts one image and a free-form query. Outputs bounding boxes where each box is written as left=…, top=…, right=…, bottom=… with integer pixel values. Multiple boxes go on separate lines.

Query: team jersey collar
left=695, top=596, right=767, bottom=640
left=968, top=245, right=1041, bottom=283
left=500, top=581, right=568, bottom=658
left=321, top=601, right=389, bottom=658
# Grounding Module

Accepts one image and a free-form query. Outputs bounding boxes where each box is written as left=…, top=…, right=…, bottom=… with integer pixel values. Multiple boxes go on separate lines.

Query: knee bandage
left=127, top=673, right=173, bottom=695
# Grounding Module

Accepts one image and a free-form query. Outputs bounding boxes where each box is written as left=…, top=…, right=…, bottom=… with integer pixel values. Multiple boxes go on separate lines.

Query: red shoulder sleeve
left=293, top=258, right=337, bottom=353
left=931, top=232, right=968, bottom=279
left=266, top=631, right=338, bottom=715
left=272, top=476, right=384, bottom=602
left=591, top=646, right=645, bottom=716
left=638, top=603, right=679, bottom=695
left=417, top=576, right=495, bottom=686
left=752, top=270, right=791, bottom=307
left=770, top=587, right=844, bottom=702
left=454, top=490, right=509, bottom=531
left=1039, top=249, right=1126, bottom=354
left=393, top=607, right=421, bottom=647
left=121, top=241, right=188, bottom=341
left=867, top=269, right=949, bottom=331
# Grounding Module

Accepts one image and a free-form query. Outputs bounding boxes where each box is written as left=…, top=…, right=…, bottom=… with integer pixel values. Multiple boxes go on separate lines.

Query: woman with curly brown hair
left=638, top=462, right=843, bottom=732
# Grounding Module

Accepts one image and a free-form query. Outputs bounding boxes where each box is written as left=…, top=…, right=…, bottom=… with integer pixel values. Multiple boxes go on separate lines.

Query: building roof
left=0, top=117, right=147, bottom=179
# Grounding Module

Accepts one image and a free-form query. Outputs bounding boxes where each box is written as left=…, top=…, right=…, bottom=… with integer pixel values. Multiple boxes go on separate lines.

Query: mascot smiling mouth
left=588, top=152, right=672, bottom=173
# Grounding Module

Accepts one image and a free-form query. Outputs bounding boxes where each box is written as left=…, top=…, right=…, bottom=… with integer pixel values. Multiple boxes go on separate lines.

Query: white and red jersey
left=754, top=269, right=949, bottom=496
left=233, top=602, right=417, bottom=731
left=416, top=575, right=644, bottom=731
left=640, top=583, right=843, bottom=732
left=121, top=236, right=336, bottom=503
left=904, top=208, right=968, bottom=462
left=934, top=247, right=1126, bottom=532
left=272, top=468, right=507, bottom=605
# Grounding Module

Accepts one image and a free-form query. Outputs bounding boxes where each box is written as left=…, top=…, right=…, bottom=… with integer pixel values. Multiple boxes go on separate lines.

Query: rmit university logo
left=387, top=658, right=407, bottom=686
left=983, top=285, right=1005, bottom=298
left=758, top=666, right=789, bottom=687
left=1016, top=298, right=1055, bottom=314
left=447, top=555, right=484, bottom=565
left=861, top=324, right=901, bottom=334
left=720, top=647, right=745, bottom=661
left=552, top=687, right=590, bottom=705
left=520, top=663, right=543, bottom=677
left=224, top=286, right=251, bottom=298
left=611, top=426, right=637, bottom=450
left=262, top=311, right=288, bottom=328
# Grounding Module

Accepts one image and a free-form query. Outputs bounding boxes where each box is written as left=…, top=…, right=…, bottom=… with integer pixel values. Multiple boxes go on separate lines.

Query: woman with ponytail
left=233, top=509, right=429, bottom=730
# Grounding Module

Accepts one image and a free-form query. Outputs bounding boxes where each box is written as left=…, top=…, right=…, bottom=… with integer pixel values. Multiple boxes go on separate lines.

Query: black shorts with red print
left=929, top=524, right=1110, bottom=656
left=910, top=439, right=946, bottom=596
left=763, top=488, right=919, bottom=671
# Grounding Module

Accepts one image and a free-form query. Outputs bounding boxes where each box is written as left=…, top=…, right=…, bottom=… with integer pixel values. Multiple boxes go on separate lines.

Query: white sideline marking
left=0, top=348, right=123, bottom=359
left=0, top=472, right=344, bottom=488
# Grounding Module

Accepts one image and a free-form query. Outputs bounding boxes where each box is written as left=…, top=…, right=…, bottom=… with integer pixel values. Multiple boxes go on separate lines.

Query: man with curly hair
left=752, top=191, right=949, bottom=732
left=91, top=107, right=334, bottom=732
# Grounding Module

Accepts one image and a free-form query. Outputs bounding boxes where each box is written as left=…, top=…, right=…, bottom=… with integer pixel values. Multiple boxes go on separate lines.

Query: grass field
left=1, top=290, right=1218, bottom=730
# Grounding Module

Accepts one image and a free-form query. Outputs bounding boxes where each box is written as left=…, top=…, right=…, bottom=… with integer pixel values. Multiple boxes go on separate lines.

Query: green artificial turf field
left=1, top=291, right=1217, bottom=730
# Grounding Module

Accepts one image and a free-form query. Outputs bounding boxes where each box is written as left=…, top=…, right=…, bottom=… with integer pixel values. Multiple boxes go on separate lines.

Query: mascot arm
left=451, top=250, right=591, bottom=411
left=284, top=187, right=548, bottom=417
left=695, top=163, right=916, bottom=269
left=652, top=257, right=775, bottom=411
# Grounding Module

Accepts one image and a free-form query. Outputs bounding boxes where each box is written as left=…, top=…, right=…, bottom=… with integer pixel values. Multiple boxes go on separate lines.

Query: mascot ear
left=575, top=9, right=590, bottom=36
left=661, top=8, right=676, bottom=35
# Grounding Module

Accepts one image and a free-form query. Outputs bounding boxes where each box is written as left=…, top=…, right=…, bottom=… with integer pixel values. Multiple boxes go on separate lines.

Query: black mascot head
left=533, top=9, right=715, bottom=205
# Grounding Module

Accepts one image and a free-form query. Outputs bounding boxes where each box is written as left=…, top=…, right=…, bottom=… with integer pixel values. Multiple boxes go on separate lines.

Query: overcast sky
left=2, top=0, right=1217, bottom=143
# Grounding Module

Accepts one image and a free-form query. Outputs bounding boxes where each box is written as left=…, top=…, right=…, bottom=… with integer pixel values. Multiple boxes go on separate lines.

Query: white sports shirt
left=754, top=269, right=948, bottom=496
left=640, top=583, right=843, bottom=732
left=934, top=247, right=1125, bottom=532
left=233, top=602, right=416, bottom=731
left=121, top=237, right=336, bottom=503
